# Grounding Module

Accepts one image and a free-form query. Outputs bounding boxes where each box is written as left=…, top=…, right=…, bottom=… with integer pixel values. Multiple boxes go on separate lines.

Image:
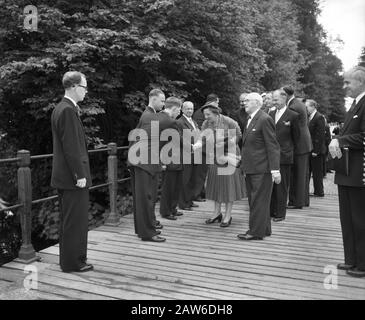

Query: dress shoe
left=155, top=220, right=161, bottom=226
left=287, top=205, right=302, bottom=209
left=180, top=206, right=193, bottom=211
left=73, top=263, right=94, bottom=273
left=141, top=235, right=166, bottom=242
left=337, top=263, right=355, bottom=270
left=190, top=203, right=199, bottom=208
left=273, top=217, right=285, bottom=222
left=205, top=213, right=222, bottom=224
left=237, top=233, right=263, bottom=241
left=194, top=196, right=206, bottom=202
left=173, top=211, right=183, bottom=216
left=155, top=224, right=163, bottom=229
left=155, top=230, right=161, bottom=235
left=220, top=217, right=232, bottom=227
left=346, top=268, right=365, bottom=277
left=162, top=214, right=177, bottom=220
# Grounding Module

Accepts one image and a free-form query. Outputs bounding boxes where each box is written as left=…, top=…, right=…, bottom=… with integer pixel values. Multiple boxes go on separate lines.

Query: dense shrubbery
left=0, top=0, right=347, bottom=261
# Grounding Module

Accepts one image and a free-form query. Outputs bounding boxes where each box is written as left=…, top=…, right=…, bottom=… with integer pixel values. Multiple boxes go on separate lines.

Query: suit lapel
left=182, top=115, right=194, bottom=130
left=341, top=96, right=365, bottom=134
left=242, top=110, right=262, bottom=144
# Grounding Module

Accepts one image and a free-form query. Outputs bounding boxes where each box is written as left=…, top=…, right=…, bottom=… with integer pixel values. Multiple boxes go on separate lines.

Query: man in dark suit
left=159, top=97, right=184, bottom=220
left=282, top=86, right=313, bottom=209
left=269, top=90, right=300, bottom=222
left=129, top=89, right=164, bottom=239
left=128, top=90, right=181, bottom=242
left=324, top=118, right=332, bottom=175
left=230, top=93, right=249, bottom=149
left=306, top=99, right=326, bottom=197
left=238, top=92, right=281, bottom=240
left=330, top=65, right=365, bottom=277
left=177, top=101, right=200, bottom=210
left=51, top=71, right=93, bottom=273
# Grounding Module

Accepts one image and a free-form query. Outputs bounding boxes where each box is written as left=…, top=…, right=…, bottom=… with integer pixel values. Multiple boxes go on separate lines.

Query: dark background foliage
left=0, top=0, right=350, bottom=263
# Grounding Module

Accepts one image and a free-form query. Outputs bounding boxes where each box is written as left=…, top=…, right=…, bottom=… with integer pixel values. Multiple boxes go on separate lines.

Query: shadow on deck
left=1, top=188, right=364, bottom=300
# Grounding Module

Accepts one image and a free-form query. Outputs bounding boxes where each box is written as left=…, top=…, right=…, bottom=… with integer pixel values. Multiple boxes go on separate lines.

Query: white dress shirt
left=275, top=106, right=287, bottom=124
left=309, top=109, right=317, bottom=122
left=183, top=114, right=197, bottom=130
left=286, top=96, right=295, bottom=107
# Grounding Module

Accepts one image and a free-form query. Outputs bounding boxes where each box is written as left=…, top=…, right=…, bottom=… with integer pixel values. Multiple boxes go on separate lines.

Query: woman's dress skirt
left=205, top=164, right=246, bottom=203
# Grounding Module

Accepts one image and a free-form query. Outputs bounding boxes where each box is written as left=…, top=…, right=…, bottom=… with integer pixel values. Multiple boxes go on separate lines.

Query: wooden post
left=105, top=143, right=120, bottom=225
left=16, top=150, right=38, bottom=263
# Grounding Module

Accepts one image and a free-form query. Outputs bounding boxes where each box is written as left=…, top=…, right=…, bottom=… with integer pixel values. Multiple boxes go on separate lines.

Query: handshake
left=328, top=138, right=342, bottom=159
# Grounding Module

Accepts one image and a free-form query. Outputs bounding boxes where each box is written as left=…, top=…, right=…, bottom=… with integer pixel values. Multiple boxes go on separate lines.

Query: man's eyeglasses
left=77, top=85, right=88, bottom=91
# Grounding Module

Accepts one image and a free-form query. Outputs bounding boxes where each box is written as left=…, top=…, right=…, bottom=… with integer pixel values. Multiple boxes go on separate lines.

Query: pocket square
left=283, top=121, right=291, bottom=126
left=252, top=128, right=256, bottom=131
left=353, top=115, right=358, bottom=119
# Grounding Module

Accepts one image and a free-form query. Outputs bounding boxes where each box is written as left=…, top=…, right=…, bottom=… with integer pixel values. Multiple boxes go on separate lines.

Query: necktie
left=348, top=99, right=356, bottom=113
left=275, top=110, right=280, bottom=124
left=246, top=116, right=251, bottom=128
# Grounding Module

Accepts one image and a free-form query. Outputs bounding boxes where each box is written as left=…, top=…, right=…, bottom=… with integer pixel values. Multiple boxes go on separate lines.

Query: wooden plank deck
left=1, top=177, right=365, bottom=300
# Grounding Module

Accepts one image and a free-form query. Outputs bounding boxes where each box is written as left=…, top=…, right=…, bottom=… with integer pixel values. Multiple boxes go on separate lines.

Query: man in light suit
left=330, top=65, right=365, bottom=277
left=51, top=71, right=93, bottom=273
left=282, top=86, right=313, bottom=209
left=306, top=99, right=326, bottom=197
left=269, top=90, right=300, bottom=222
left=238, top=92, right=281, bottom=240
left=177, top=101, right=200, bottom=210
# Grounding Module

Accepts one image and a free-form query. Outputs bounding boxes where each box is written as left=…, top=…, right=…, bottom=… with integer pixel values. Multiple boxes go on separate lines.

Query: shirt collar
left=309, top=109, right=317, bottom=121
left=355, top=91, right=365, bottom=105
left=276, top=106, right=287, bottom=114
left=64, top=95, right=77, bottom=107
left=147, top=105, right=156, bottom=113
left=287, top=96, right=295, bottom=107
left=64, top=95, right=81, bottom=115
left=183, top=114, right=193, bottom=121
left=249, top=108, right=260, bottom=120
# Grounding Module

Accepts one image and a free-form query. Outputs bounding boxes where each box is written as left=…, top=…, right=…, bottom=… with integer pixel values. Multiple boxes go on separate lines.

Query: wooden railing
left=0, top=143, right=130, bottom=264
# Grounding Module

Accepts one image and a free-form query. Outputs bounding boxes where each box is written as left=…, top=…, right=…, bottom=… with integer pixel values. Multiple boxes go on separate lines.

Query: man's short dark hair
left=62, top=71, right=85, bottom=89
left=281, top=86, right=294, bottom=96
left=164, top=97, right=181, bottom=109
left=149, top=88, right=164, bottom=98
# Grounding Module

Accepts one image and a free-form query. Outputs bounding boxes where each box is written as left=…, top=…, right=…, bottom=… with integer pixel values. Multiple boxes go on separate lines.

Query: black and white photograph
left=0, top=0, right=365, bottom=304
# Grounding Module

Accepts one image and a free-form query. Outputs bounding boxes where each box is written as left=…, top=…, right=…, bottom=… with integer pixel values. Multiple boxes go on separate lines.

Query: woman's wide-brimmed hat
left=201, top=99, right=222, bottom=113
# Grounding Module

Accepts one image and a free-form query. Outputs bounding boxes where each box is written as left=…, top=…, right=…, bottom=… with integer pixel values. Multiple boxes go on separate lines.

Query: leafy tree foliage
left=0, top=0, right=347, bottom=249
left=291, top=0, right=345, bottom=122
